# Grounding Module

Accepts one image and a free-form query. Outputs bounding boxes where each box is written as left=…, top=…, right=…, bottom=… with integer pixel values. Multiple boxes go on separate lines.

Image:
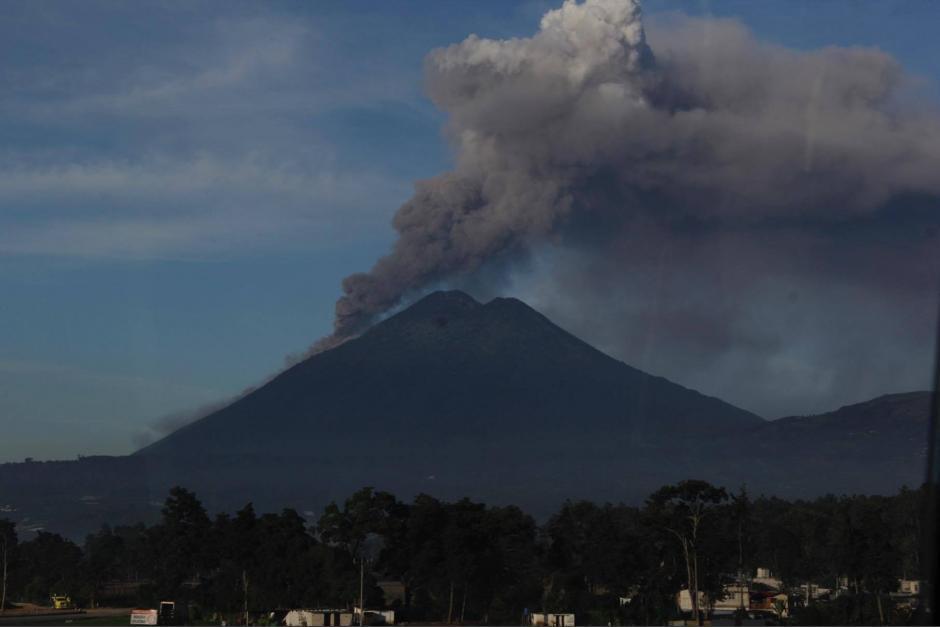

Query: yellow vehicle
left=50, top=594, right=72, bottom=610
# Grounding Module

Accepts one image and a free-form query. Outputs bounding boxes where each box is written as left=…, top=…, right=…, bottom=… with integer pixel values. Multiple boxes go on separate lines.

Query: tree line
left=0, top=481, right=928, bottom=625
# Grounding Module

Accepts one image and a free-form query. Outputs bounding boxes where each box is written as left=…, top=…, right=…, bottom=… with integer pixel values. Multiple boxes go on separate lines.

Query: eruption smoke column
left=317, top=0, right=653, bottom=348
left=314, top=0, right=940, bottom=352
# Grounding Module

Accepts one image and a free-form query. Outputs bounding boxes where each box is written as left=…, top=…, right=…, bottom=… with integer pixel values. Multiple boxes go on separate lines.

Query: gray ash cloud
left=314, top=0, right=940, bottom=414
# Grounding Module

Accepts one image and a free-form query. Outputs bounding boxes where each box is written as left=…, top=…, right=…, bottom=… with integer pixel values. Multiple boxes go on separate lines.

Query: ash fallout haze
left=0, top=0, right=939, bottom=462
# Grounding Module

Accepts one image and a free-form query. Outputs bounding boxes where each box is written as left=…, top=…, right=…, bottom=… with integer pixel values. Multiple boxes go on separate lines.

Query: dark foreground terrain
left=0, top=481, right=928, bottom=626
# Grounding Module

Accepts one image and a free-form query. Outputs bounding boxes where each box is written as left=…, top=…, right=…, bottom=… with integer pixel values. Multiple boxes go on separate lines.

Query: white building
left=530, top=612, right=575, bottom=627
left=284, top=609, right=354, bottom=626
left=676, top=589, right=707, bottom=614
left=712, top=583, right=750, bottom=614
left=753, top=567, right=783, bottom=590
left=898, top=579, right=923, bottom=595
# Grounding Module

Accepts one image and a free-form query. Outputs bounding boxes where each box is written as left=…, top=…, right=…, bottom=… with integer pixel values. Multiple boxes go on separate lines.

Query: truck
left=50, top=594, right=72, bottom=610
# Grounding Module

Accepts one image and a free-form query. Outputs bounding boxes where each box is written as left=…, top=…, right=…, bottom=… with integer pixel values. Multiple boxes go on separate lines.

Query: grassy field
left=0, top=610, right=131, bottom=626
left=31, top=615, right=129, bottom=626
left=0, top=615, right=228, bottom=626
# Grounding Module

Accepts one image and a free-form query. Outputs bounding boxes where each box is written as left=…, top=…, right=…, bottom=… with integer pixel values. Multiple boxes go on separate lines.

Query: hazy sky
left=2, top=1, right=939, bottom=462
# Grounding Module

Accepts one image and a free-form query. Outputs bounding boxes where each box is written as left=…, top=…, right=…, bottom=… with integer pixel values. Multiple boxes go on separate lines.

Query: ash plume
left=316, top=0, right=940, bottom=359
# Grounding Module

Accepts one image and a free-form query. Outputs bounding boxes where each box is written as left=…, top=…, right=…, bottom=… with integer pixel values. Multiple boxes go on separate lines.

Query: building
left=353, top=607, right=395, bottom=625
left=676, top=589, right=707, bottom=614
left=530, top=612, right=575, bottom=627
left=712, top=583, right=750, bottom=614
left=284, top=609, right=354, bottom=627
left=797, top=582, right=831, bottom=601
left=753, top=568, right=783, bottom=590
left=891, top=579, right=925, bottom=612
left=676, top=575, right=789, bottom=620
left=749, top=590, right=789, bottom=618
left=898, top=579, right=924, bottom=595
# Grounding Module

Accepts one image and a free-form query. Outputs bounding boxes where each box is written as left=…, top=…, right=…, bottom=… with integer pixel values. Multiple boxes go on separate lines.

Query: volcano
left=139, top=290, right=762, bottom=458
left=0, top=291, right=931, bottom=538
left=128, top=291, right=766, bottom=514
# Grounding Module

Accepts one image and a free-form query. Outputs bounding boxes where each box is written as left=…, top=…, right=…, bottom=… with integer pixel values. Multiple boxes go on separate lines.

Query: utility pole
left=243, top=569, right=249, bottom=627
left=359, top=557, right=365, bottom=626
left=736, top=520, right=745, bottom=626
left=923, top=294, right=940, bottom=623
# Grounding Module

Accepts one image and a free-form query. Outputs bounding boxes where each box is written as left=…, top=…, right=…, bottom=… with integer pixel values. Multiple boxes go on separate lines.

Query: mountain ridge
left=136, top=290, right=764, bottom=459
left=0, top=291, right=932, bottom=539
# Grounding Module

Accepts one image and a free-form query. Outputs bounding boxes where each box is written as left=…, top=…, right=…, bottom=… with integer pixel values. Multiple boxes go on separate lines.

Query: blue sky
left=2, top=0, right=939, bottom=461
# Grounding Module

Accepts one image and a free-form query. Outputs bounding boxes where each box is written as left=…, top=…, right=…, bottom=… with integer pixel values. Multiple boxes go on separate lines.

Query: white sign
left=130, top=609, right=158, bottom=625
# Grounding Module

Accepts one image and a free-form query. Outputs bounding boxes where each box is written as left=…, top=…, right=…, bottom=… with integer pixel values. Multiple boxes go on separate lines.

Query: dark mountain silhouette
left=138, top=290, right=763, bottom=459
left=712, top=391, right=931, bottom=496
left=0, top=291, right=932, bottom=539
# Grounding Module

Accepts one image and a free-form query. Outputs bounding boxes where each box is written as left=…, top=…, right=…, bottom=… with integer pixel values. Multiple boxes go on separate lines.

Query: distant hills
left=0, top=291, right=932, bottom=539
left=712, top=390, right=931, bottom=496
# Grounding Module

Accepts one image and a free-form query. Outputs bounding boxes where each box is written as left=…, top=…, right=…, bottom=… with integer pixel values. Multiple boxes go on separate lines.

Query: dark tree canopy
left=0, top=482, right=927, bottom=626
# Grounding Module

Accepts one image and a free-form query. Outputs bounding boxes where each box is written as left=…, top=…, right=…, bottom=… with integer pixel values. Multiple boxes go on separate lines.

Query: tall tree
left=210, top=503, right=258, bottom=615
left=441, top=499, right=487, bottom=624
left=151, top=487, right=212, bottom=598
left=887, top=485, right=924, bottom=580
left=380, top=494, right=448, bottom=620
left=82, top=525, right=125, bottom=608
left=0, top=519, right=16, bottom=614
left=319, top=487, right=400, bottom=558
left=646, top=480, right=728, bottom=625
left=730, top=487, right=752, bottom=622
left=16, top=532, right=83, bottom=605
left=476, top=505, right=540, bottom=624
left=318, top=488, right=400, bottom=611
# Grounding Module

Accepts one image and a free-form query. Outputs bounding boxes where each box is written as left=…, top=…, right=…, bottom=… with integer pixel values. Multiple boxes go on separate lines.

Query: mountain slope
left=715, top=391, right=932, bottom=496
left=0, top=292, right=932, bottom=539
left=138, top=290, right=763, bottom=460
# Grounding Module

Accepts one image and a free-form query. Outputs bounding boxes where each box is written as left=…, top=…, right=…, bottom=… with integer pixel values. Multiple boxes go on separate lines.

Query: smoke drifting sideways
left=314, top=0, right=940, bottom=409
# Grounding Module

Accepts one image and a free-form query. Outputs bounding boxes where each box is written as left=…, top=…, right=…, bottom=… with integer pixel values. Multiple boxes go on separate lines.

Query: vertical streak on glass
left=923, top=292, right=940, bottom=622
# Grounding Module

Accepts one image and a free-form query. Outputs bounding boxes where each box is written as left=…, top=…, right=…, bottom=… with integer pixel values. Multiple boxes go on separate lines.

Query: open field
left=0, top=608, right=131, bottom=626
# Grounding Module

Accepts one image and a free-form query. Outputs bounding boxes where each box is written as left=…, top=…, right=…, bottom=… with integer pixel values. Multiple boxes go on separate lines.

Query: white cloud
left=4, top=13, right=418, bottom=121
left=0, top=11, right=425, bottom=260
left=0, top=154, right=410, bottom=258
